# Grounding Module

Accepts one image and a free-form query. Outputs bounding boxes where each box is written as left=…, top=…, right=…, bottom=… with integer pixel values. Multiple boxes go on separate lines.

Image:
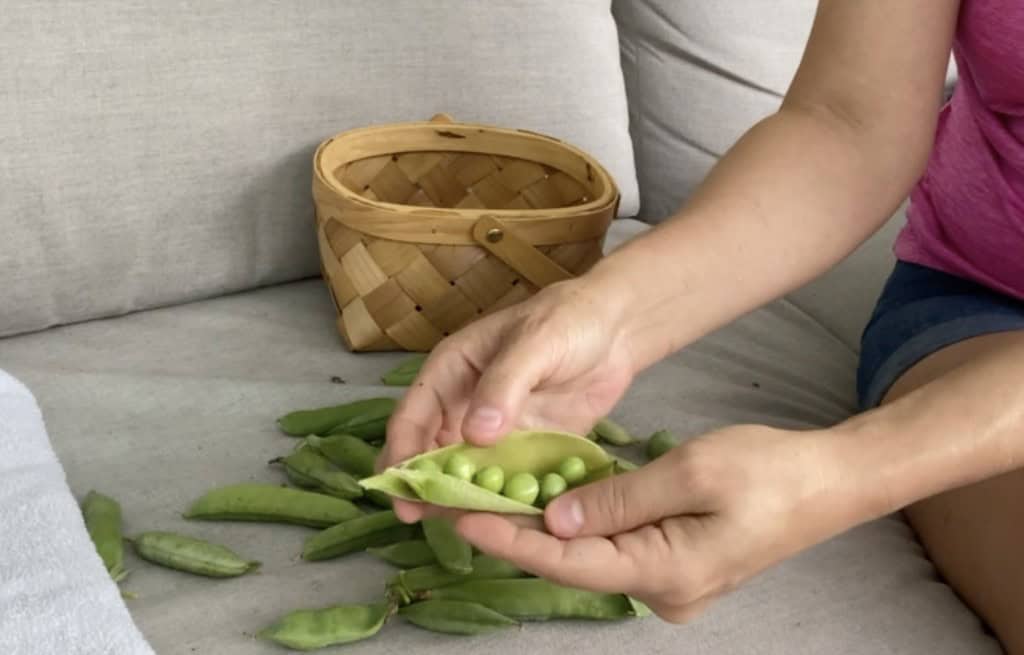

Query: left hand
left=453, top=424, right=874, bottom=623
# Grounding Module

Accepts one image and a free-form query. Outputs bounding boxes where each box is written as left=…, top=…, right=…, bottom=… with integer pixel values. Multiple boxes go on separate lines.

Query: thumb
left=461, top=329, right=553, bottom=445
left=544, top=455, right=712, bottom=538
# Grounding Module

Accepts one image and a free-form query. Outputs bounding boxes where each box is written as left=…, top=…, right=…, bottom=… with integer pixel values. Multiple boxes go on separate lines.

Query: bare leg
left=881, top=330, right=1024, bottom=653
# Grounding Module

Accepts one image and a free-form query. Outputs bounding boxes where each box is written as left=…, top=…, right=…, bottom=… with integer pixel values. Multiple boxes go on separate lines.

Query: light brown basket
left=312, top=114, right=619, bottom=352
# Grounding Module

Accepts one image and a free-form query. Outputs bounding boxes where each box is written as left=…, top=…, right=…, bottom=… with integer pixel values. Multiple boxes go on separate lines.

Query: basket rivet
left=485, top=228, right=504, bottom=243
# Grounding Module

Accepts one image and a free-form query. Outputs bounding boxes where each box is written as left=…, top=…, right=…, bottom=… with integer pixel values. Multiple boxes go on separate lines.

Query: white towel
left=0, top=369, right=155, bottom=655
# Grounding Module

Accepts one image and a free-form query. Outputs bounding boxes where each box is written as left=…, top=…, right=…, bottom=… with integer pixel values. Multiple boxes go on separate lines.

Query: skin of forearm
left=828, top=340, right=1024, bottom=524
left=584, top=105, right=935, bottom=373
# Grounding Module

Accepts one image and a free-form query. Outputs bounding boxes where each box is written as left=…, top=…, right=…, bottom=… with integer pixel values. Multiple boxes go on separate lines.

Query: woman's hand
left=381, top=278, right=639, bottom=522
left=454, top=424, right=876, bottom=623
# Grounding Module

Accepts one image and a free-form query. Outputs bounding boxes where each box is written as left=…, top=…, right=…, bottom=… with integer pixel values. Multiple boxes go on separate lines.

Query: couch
left=0, top=1, right=996, bottom=653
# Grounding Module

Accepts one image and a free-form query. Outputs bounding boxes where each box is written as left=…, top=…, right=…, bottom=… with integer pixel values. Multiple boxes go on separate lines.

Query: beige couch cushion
left=0, top=0, right=638, bottom=339
left=0, top=220, right=999, bottom=654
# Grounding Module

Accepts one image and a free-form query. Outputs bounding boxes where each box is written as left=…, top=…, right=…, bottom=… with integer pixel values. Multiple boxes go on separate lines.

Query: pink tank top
left=894, top=0, right=1024, bottom=300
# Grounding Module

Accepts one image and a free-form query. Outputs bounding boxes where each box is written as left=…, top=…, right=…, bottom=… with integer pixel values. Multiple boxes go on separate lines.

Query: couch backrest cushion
left=614, top=0, right=958, bottom=222
left=0, top=1, right=638, bottom=338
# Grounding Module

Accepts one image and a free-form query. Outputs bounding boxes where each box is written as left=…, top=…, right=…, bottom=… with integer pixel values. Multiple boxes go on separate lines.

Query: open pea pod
left=359, top=430, right=614, bottom=515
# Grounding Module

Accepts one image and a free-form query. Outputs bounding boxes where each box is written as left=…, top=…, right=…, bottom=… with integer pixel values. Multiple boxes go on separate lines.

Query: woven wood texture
left=313, top=118, right=618, bottom=352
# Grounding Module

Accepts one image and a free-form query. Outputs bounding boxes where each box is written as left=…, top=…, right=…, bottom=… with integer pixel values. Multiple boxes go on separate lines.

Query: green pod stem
left=399, top=599, right=518, bottom=635
left=277, top=397, right=396, bottom=438
left=366, top=539, right=437, bottom=568
left=591, top=418, right=636, bottom=446
left=128, top=531, right=260, bottom=578
left=423, top=578, right=651, bottom=621
left=646, top=429, right=680, bottom=461
left=390, top=554, right=526, bottom=601
left=421, top=517, right=473, bottom=575
left=306, top=434, right=379, bottom=479
left=360, top=430, right=615, bottom=515
left=184, top=483, right=362, bottom=528
left=270, top=445, right=363, bottom=500
left=381, top=354, right=427, bottom=386
left=81, top=490, right=127, bottom=583
left=259, top=602, right=391, bottom=651
left=303, top=510, right=418, bottom=561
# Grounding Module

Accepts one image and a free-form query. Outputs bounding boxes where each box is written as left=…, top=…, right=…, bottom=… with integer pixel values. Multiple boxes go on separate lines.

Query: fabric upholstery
left=0, top=0, right=638, bottom=338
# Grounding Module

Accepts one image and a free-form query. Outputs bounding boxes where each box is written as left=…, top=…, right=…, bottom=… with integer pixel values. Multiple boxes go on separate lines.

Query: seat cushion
left=0, top=220, right=999, bottom=654
left=0, top=0, right=638, bottom=339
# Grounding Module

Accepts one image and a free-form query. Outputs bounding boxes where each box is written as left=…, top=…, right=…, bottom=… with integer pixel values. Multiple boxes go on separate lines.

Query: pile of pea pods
left=80, top=355, right=683, bottom=651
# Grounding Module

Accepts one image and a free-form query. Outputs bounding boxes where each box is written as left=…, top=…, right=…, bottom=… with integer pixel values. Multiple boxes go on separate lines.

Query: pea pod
left=646, top=429, right=680, bottom=461
left=81, top=490, right=128, bottom=582
left=381, top=354, right=426, bottom=386
left=360, top=430, right=615, bottom=515
left=390, top=554, right=526, bottom=602
left=591, top=418, right=636, bottom=446
left=423, top=578, right=651, bottom=621
left=184, top=483, right=362, bottom=528
left=258, top=602, right=391, bottom=651
left=399, top=600, right=518, bottom=635
left=277, top=397, right=395, bottom=438
left=128, top=531, right=259, bottom=578
left=270, top=444, right=363, bottom=500
left=306, top=434, right=379, bottom=479
left=302, top=510, right=418, bottom=561
left=422, top=517, right=473, bottom=575
left=366, top=539, right=437, bottom=568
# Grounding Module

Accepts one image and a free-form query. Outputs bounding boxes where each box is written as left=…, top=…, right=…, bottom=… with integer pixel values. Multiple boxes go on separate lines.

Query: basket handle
left=471, top=215, right=573, bottom=289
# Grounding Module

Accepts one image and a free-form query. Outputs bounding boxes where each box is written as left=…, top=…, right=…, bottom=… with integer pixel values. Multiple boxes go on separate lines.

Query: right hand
left=380, top=278, right=638, bottom=523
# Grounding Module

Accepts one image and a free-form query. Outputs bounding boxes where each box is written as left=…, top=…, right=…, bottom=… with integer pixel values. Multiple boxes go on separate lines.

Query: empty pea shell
left=646, top=429, right=680, bottom=461
left=366, top=539, right=437, bottom=568
left=359, top=430, right=615, bottom=515
left=276, top=397, right=396, bottom=438
left=81, top=490, right=127, bottom=583
left=422, top=517, right=473, bottom=575
left=380, top=354, right=427, bottom=386
left=591, top=418, right=636, bottom=446
left=258, top=602, right=390, bottom=651
left=424, top=578, right=651, bottom=621
left=183, top=483, right=362, bottom=528
left=399, top=599, right=518, bottom=635
left=128, top=531, right=260, bottom=578
left=302, top=510, right=418, bottom=561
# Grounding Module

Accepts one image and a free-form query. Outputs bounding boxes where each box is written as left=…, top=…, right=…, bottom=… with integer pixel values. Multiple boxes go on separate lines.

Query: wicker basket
left=312, top=114, right=619, bottom=352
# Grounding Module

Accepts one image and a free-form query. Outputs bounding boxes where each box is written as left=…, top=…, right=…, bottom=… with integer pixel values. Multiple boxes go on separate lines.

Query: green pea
left=390, top=554, right=526, bottom=601
left=307, top=434, right=380, bottom=479
left=270, top=444, right=363, bottom=500
left=424, top=578, right=651, bottom=620
left=81, top=490, right=127, bottom=583
left=277, top=397, right=396, bottom=438
left=539, top=473, right=568, bottom=504
left=443, top=453, right=476, bottom=482
left=399, top=599, right=518, bottom=635
left=381, top=354, right=426, bottom=386
left=359, top=430, right=616, bottom=515
left=591, top=418, right=636, bottom=446
left=502, top=472, right=539, bottom=506
left=258, top=602, right=390, bottom=651
left=302, top=510, right=418, bottom=561
left=646, top=429, right=680, bottom=461
left=128, top=531, right=259, bottom=578
left=410, top=458, right=442, bottom=474
left=183, top=483, right=362, bottom=528
left=473, top=465, right=505, bottom=494
left=366, top=539, right=437, bottom=568
left=558, top=456, right=587, bottom=485
left=422, top=517, right=473, bottom=575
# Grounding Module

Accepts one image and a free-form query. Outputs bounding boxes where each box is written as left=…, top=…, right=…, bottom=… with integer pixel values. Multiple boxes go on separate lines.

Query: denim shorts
left=857, top=260, right=1024, bottom=410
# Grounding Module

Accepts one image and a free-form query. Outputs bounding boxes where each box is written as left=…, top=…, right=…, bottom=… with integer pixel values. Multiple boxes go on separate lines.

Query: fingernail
left=549, top=497, right=584, bottom=537
left=466, top=407, right=503, bottom=435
